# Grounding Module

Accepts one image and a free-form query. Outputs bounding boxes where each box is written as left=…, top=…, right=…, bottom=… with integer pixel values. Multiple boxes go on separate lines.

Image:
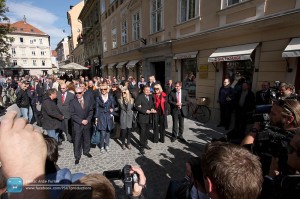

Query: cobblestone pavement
left=56, top=116, right=226, bottom=199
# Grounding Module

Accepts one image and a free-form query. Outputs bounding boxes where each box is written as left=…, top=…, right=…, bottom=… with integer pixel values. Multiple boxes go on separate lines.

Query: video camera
left=103, top=165, right=139, bottom=196
left=252, top=104, right=272, bottom=128
left=254, top=126, right=294, bottom=157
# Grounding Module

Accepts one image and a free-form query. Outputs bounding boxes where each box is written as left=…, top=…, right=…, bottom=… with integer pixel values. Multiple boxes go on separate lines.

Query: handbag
left=91, top=125, right=100, bottom=145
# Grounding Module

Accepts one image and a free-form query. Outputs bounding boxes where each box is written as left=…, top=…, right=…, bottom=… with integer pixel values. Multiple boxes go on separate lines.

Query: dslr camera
left=103, top=165, right=139, bottom=195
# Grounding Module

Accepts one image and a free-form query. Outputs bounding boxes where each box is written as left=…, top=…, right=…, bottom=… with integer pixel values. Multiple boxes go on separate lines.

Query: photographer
left=260, top=132, right=300, bottom=199
left=241, top=99, right=300, bottom=146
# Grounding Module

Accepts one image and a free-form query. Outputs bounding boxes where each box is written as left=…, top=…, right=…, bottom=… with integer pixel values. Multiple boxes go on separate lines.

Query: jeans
left=47, top=130, right=59, bottom=142
left=28, top=106, right=33, bottom=123
left=100, top=130, right=110, bottom=148
left=20, top=106, right=33, bottom=123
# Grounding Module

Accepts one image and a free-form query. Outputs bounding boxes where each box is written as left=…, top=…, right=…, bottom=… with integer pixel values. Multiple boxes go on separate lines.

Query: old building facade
left=77, top=0, right=300, bottom=121
left=1, top=17, right=52, bottom=76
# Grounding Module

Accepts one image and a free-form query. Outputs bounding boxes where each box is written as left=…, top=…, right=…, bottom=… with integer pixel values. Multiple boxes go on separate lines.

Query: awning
left=208, top=43, right=259, bottom=62
left=282, top=38, right=300, bottom=57
left=107, top=63, right=117, bottom=69
left=59, top=62, right=89, bottom=70
left=100, top=64, right=107, bottom=69
left=173, top=51, right=198, bottom=59
left=116, top=61, right=128, bottom=69
left=126, top=60, right=140, bottom=68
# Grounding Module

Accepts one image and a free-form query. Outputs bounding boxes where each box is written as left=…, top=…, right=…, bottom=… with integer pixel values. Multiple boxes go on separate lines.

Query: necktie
left=62, top=93, right=65, bottom=104
left=79, top=99, right=84, bottom=109
left=177, top=91, right=181, bottom=103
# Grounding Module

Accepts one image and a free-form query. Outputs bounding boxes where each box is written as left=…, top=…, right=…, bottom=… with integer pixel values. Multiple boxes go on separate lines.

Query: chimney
left=23, top=15, right=27, bottom=24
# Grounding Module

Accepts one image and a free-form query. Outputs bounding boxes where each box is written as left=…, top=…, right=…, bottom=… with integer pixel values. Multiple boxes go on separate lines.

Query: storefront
left=107, top=63, right=117, bottom=78
left=115, top=61, right=128, bottom=79
left=100, top=64, right=107, bottom=77
left=173, top=51, right=198, bottom=98
left=126, top=59, right=142, bottom=81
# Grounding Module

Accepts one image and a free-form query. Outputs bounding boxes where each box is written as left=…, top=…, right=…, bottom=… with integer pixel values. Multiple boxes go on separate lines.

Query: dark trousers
left=73, top=125, right=91, bottom=160
left=220, top=103, right=232, bottom=129
left=64, top=118, right=73, bottom=141
left=121, top=128, right=132, bottom=145
left=234, top=107, right=248, bottom=137
left=139, top=123, right=150, bottom=148
left=172, top=111, right=184, bottom=138
left=153, top=114, right=166, bottom=143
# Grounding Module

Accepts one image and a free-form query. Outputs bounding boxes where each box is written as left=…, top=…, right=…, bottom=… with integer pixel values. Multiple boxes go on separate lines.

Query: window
left=30, top=29, right=34, bottom=32
left=30, top=40, right=34, bottom=44
left=224, top=60, right=254, bottom=86
left=32, top=51, right=36, bottom=56
left=151, top=0, right=163, bottom=33
left=42, top=60, right=45, bottom=66
left=23, top=59, right=28, bottom=65
left=103, top=39, right=107, bottom=52
left=33, top=60, right=37, bottom=66
left=13, top=60, right=17, bottom=66
left=20, top=28, right=23, bottom=31
left=181, top=58, right=197, bottom=98
left=121, top=21, right=127, bottom=45
left=180, top=0, right=197, bottom=22
left=11, top=48, right=16, bottom=54
left=20, top=37, right=24, bottom=43
left=112, top=27, right=117, bottom=48
left=39, top=39, right=43, bottom=44
left=224, top=0, right=247, bottom=7
left=101, top=0, right=106, bottom=14
left=109, top=0, right=115, bottom=4
left=133, top=12, right=140, bottom=41
left=41, top=51, right=45, bottom=56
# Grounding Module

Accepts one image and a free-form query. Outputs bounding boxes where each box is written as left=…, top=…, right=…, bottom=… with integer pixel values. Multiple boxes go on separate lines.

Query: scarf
left=154, top=92, right=166, bottom=114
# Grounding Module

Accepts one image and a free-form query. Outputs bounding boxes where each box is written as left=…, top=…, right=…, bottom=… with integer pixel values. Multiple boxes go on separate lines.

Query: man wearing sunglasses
left=70, top=87, right=94, bottom=165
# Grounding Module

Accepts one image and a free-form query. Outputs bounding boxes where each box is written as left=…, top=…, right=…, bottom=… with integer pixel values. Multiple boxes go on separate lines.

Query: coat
left=135, top=93, right=155, bottom=124
left=16, top=89, right=30, bottom=108
left=168, top=89, right=189, bottom=117
left=117, top=98, right=134, bottom=129
left=57, top=91, right=75, bottom=119
left=41, top=96, right=64, bottom=130
left=95, top=94, right=115, bottom=131
left=153, top=92, right=168, bottom=129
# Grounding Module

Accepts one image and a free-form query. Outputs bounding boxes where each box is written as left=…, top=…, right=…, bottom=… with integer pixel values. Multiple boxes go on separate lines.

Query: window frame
left=111, top=27, right=117, bottom=49
left=132, top=12, right=140, bottom=41
left=121, top=20, right=128, bottom=45
left=151, top=0, right=164, bottom=34
left=179, top=0, right=199, bottom=23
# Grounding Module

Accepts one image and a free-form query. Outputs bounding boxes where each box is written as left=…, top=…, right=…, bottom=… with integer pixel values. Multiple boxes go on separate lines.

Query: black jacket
left=16, top=89, right=30, bottom=108
left=41, top=96, right=64, bottom=130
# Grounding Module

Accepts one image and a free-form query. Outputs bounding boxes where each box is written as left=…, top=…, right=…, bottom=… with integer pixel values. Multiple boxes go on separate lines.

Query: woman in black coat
left=42, top=88, right=64, bottom=142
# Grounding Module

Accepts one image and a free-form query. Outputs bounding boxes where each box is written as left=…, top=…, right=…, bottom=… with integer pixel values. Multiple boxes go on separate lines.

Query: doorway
left=153, top=61, right=165, bottom=87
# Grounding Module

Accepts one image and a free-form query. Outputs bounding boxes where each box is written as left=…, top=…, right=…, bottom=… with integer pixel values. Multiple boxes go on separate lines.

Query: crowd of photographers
left=0, top=74, right=300, bottom=198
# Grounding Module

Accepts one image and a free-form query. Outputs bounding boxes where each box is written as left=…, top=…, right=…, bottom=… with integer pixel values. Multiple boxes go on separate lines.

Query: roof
left=10, top=20, right=48, bottom=36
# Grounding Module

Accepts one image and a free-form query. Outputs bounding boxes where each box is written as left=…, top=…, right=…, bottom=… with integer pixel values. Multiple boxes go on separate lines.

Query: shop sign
left=199, top=65, right=208, bottom=79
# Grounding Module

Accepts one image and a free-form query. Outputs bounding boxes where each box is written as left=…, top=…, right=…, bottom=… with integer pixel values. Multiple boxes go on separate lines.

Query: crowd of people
left=0, top=73, right=299, bottom=199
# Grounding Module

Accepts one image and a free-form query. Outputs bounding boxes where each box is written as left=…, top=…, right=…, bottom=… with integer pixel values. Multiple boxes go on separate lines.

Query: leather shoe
left=75, top=159, right=80, bottom=165
left=84, top=153, right=92, bottom=158
left=178, top=137, right=187, bottom=142
left=122, top=145, right=126, bottom=150
left=171, top=137, right=177, bottom=142
left=140, top=148, right=145, bottom=155
left=145, top=145, right=151, bottom=150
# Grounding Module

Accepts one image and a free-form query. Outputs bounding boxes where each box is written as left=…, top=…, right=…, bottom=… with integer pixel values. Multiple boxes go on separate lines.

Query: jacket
left=42, top=96, right=64, bottom=130
left=95, top=94, right=115, bottom=131
left=16, top=89, right=30, bottom=108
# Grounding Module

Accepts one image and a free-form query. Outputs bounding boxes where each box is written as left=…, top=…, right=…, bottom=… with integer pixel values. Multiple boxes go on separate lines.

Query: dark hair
left=44, top=135, right=59, bottom=174
left=143, top=85, right=150, bottom=91
left=174, top=81, right=182, bottom=86
left=201, top=142, right=263, bottom=199
left=47, top=88, right=57, bottom=96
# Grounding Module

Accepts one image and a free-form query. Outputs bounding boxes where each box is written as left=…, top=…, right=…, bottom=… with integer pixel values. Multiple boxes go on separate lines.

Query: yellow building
left=80, top=0, right=300, bottom=122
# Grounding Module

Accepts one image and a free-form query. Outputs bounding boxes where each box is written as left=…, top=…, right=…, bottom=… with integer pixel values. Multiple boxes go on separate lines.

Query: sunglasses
left=101, top=89, right=108, bottom=91
left=75, top=92, right=83, bottom=94
left=61, top=88, right=66, bottom=89
left=154, top=88, right=159, bottom=90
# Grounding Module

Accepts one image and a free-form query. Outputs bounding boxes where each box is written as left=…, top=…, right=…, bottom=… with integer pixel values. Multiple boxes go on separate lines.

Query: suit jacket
left=135, top=93, right=155, bottom=124
left=69, top=96, right=94, bottom=130
left=256, top=89, right=271, bottom=105
left=57, top=91, right=75, bottom=119
left=35, top=83, right=44, bottom=98
left=168, top=89, right=189, bottom=117
left=165, top=84, right=174, bottom=95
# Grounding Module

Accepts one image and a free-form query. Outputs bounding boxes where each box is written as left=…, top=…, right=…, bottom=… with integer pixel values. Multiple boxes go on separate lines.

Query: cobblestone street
left=56, top=116, right=226, bottom=199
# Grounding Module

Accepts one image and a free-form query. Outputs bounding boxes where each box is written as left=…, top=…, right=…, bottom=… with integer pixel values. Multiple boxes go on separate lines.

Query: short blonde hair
left=153, top=84, right=163, bottom=93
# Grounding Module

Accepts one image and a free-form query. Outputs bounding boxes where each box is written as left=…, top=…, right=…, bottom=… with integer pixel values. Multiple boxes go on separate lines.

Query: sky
left=6, top=0, right=83, bottom=50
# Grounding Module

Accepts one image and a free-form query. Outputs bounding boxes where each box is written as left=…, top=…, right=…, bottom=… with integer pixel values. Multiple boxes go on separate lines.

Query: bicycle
left=188, top=97, right=211, bottom=123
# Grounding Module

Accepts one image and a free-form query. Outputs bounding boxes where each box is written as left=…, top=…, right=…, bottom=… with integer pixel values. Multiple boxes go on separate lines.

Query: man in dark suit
left=165, top=79, right=174, bottom=115
left=169, top=81, right=189, bottom=142
left=70, top=87, right=94, bottom=165
left=57, top=83, right=75, bottom=143
left=147, top=75, right=160, bottom=93
left=135, top=85, right=156, bottom=155
left=255, top=81, right=271, bottom=105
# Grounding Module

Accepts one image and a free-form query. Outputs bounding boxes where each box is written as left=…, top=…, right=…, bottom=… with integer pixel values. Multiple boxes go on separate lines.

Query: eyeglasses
left=154, top=88, right=159, bottom=90
left=75, top=92, right=83, bottom=94
left=101, top=89, right=108, bottom=91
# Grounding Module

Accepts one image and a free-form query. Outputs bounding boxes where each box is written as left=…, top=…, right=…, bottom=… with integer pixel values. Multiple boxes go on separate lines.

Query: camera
left=254, top=126, right=294, bottom=157
left=252, top=104, right=272, bottom=127
left=103, top=165, right=139, bottom=195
